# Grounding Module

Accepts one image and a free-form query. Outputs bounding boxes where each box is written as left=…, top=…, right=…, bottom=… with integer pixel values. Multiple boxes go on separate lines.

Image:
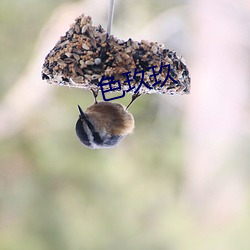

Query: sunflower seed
left=85, top=60, right=94, bottom=65
left=82, top=43, right=90, bottom=50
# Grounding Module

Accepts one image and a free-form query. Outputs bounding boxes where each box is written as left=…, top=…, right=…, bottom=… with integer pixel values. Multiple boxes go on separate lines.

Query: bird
left=75, top=91, right=135, bottom=149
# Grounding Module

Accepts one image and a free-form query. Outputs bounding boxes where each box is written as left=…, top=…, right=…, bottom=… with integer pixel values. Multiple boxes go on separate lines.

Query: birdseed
left=42, top=14, right=190, bottom=95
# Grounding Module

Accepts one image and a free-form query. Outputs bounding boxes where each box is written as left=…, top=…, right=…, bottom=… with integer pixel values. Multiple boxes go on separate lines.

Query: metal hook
left=107, top=0, right=115, bottom=35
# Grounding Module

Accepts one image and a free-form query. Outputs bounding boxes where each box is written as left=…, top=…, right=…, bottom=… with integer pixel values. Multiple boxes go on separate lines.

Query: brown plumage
left=75, top=101, right=134, bottom=149
left=85, top=102, right=134, bottom=136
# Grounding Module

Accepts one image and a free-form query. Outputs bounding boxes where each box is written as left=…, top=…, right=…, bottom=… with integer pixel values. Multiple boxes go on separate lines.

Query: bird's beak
left=77, top=105, right=86, bottom=119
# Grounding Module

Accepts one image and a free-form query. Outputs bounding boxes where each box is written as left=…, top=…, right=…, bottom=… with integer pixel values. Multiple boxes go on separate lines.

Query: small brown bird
left=76, top=101, right=135, bottom=149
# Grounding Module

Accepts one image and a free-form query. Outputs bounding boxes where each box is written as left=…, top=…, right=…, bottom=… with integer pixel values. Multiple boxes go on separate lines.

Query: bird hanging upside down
left=76, top=98, right=135, bottom=149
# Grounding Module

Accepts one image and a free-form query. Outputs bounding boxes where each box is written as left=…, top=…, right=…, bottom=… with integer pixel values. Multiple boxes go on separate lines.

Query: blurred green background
left=1, top=0, right=250, bottom=250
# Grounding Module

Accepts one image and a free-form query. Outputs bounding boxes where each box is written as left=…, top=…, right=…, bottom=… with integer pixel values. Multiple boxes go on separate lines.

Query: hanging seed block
left=42, top=14, right=190, bottom=95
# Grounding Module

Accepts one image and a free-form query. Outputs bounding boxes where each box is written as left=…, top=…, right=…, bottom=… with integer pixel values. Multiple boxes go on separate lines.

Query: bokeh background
left=1, top=0, right=250, bottom=249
